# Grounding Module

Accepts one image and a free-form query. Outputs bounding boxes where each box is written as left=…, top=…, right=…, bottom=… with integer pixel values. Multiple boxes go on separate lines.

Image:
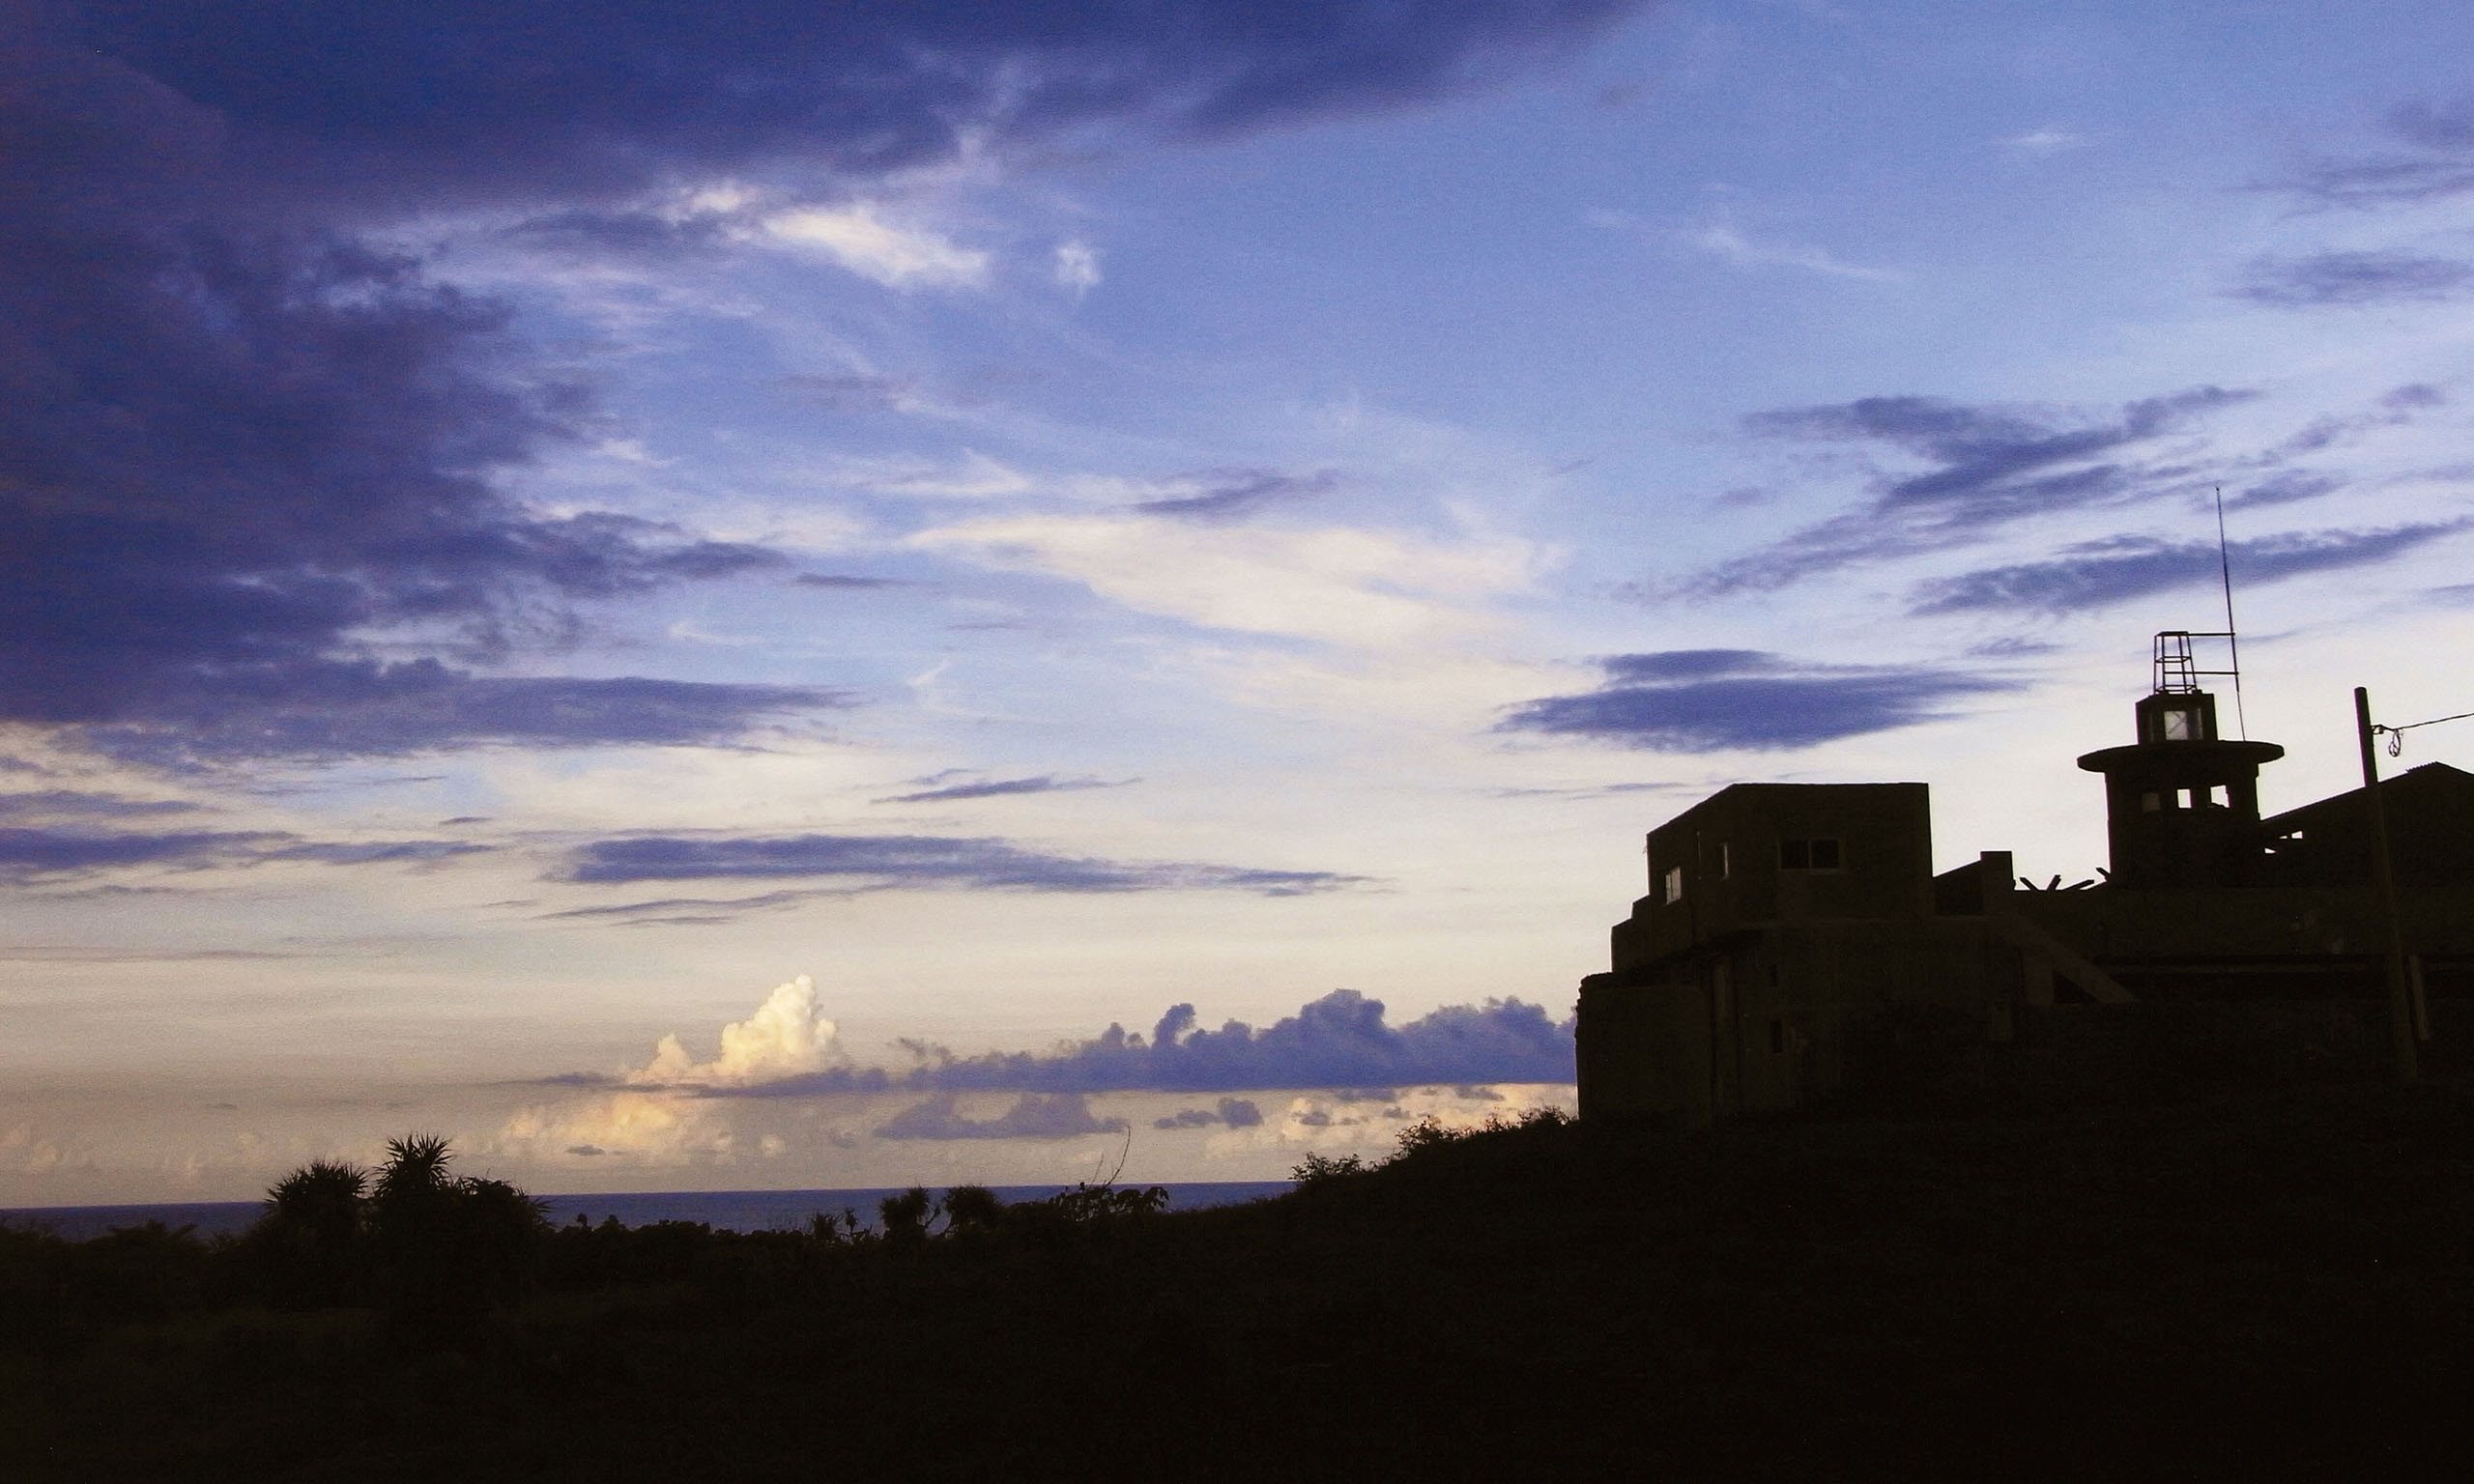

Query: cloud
left=1152, top=1098, right=1265, bottom=1130
left=2225, top=471, right=2345, bottom=510
left=913, top=514, right=1534, bottom=646
left=2278, top=97, right=2474, bottom=208
left=1500, top=650, right=2008, bottom=752
left=1676, top=386, right=2254, bottom=597
left=567, top=988, right=1574, bottom=1099
left=780, top=372, right=927, bottom=414
left=0, top=790, right=205, bottom=821
left=78, top=667, right=846, bottom=765
left=1908, top=522, right=2469, bottom=616
left=16, top=3, right=1646, bottom=765
left=63, top=3, right=1649, bottom=214
left=0, top=824, right=489, bottom=884
left=2001, top=128, right=2086, bottom=154
left=1130, top=469, right=1340, bottom=522
left=767, top=205, right=991, bottom=290
left=561, top=832, right=1365, bottom=898
left=1690, top=217, right=1902, bottom=283
left=541, top=889, right=854, bottom=928
left=626, top=975, right=843, bottom=1088
left=1054, top=241, right=1102, bottom=295
left=501, top=206, right=734, bottom=258
left=2234, top=251, right=2474, bottom=306
left=876, top=1093, right=1129, bottom=1141
left=875, top=775, right=1128, bottom=805
left=727, top=989, right=1576, bottom=1097
left=793, top=573, right=906, bottom=590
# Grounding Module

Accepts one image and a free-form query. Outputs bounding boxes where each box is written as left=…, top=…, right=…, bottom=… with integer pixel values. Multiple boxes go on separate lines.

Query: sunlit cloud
left=766, top=204, right=992, bottom=290
left=910, top=515, right=1536, bottom=647
left=627, top=974, right=843, bottom=1088
left=1689, top=217, right=1905, bottom=283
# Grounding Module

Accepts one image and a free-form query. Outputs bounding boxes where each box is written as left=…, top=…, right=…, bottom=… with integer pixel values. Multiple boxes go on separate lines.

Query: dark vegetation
left=4, top=1075, right=2469, bottom=1480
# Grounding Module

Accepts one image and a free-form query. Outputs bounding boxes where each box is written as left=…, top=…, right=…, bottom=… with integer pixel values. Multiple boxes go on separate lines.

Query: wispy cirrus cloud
left=2276, top=97, right=2474, bottom=209
left=1669, top=386, right=2254, bottom=598
left=0, top=790, right=206, bottom=821
left=1688, top=216, right=1903, bottom=283
left=912, top=513, right=1535, bottom=647
left=559, top=832, right=1366, bottom=898
left=2234, top=250, right=2474, bottom=306
left=2224, top=471, right=2345, bottom=511
left=81, top=669, right=847, bottom=766
left=1500, top=649, right=2008, bottom=752
left=0, top=825, right=488, bottom=885
left=1908, top=522, right=2469, bottom=616
left=1131, top=469, right=1340, bottom=523
left=765, top=204, right=991, bottom=291
left=874, top=774, right=1129, bottom=805
left=1590, top=206, right=1901, bottom=283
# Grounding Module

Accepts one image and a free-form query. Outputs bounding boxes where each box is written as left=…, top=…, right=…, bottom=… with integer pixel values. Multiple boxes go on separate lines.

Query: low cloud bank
left=580, top=985, right=1574, bottom=1098
left=1153, top=1098, right=1266, bottom=1130
left=876, top=1093, right=1128, bottom=1141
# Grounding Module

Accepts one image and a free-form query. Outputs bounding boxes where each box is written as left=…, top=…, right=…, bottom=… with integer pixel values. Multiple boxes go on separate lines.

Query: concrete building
left=1575, top=639, right=2474, bottom=1124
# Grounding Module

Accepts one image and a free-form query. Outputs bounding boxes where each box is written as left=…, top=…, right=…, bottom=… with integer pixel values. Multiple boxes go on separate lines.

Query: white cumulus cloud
left=629, top=974, right=842, bottom=1087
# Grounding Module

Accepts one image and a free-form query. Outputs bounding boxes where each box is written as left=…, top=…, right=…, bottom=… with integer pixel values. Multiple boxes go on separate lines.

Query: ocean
left=0, top=1180, right=1294, bottom=1242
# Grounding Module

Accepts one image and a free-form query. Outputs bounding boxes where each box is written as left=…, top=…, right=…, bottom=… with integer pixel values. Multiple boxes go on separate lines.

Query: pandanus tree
left=255, top=1158, right=370, bottom=1306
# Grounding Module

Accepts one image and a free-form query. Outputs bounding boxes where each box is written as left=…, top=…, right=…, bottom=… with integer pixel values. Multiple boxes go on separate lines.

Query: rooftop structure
left=1575, top=642, right=2473, bottom=1125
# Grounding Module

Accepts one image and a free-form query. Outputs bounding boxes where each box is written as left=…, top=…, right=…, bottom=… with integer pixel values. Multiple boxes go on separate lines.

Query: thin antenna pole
left=2216, top=486, right=2247, bottom=739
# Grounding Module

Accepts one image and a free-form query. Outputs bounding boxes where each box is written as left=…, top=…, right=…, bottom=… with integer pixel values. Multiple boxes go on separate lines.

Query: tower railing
left=2152, top=630, right=2237, bottom=697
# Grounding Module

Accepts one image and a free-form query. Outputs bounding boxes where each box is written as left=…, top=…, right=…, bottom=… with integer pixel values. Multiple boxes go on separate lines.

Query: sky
left=8, top=0, right=2474, bottom=1206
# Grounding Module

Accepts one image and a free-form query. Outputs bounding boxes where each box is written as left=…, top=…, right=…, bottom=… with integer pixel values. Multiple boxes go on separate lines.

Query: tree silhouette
left=255, top=1158, right=370, bottom=1305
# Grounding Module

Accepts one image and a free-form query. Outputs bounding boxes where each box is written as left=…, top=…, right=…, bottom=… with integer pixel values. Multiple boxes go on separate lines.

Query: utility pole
left=2354, top=687, right=2418, bottom=1084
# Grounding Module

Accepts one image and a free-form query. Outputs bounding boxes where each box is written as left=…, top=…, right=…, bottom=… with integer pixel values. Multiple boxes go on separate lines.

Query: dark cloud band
left=1501, top=650, right=2007, bottom=753
left=561, top=832, right=1364, bottom=897
left=1908, top=523, right=2469, bottom=617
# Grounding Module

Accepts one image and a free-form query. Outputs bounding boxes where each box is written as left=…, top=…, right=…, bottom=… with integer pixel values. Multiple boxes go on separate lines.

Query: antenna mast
left=2215, top=486, right=2247, bottom=739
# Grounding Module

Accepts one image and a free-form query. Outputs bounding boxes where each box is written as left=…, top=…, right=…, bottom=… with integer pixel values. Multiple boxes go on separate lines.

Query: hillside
left=6, top=1070, right=2469, bottom=1480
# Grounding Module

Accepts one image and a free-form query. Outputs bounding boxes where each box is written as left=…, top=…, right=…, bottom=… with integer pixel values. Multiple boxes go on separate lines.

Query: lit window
left=1662, top=865, right=1684, bottom=903
left=1717, top=842, right=1731, bottom=879
left=2161, top=705, right=2197, bottom=742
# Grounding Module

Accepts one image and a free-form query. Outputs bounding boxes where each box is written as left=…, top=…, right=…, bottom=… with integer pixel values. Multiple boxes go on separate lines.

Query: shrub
left=1289, top=1152, right=1366, bottom=1185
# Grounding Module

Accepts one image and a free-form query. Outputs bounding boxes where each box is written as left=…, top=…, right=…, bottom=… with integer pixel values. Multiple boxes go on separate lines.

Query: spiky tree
left=367, top=1134, right=547, bottom=1314
left=265, top=1159, right=367, bottom=1242
left=254, top=1158, right=370, bottom=1306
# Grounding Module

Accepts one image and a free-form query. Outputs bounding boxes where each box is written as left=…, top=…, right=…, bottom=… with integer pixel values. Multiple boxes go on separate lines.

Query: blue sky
left=8, top=0, right=2474, bottom=1203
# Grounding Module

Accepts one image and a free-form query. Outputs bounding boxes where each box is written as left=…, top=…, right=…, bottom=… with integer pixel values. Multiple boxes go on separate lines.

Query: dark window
left=1779, top=838, right=1842, bottom=870
left=1769, top=1018, right=1787, bottom=1054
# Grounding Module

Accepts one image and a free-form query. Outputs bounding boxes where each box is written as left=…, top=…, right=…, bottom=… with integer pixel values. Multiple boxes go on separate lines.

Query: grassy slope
left=9, top=1073, right=2471, bottom=1480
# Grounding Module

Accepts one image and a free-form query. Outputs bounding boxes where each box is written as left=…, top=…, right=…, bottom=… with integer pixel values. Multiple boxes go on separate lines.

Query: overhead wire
left=2371, top=707, right=2474, bottom=757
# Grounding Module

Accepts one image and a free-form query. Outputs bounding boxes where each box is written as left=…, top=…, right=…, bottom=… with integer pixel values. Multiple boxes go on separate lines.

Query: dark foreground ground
left=5, top=1070, right=2469, bottom=1481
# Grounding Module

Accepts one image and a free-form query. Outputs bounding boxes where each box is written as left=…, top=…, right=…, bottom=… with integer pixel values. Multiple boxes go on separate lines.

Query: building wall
left=1578, top=763, right=2474, bottom=1125
left=1618, top=783, right=1934, bottom=969
left=1581, top=913, right=2022, bottom=1126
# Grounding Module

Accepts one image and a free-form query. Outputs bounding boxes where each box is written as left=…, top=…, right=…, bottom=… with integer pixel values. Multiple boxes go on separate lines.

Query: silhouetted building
left=1576, top=637, right=2474, bottom=1124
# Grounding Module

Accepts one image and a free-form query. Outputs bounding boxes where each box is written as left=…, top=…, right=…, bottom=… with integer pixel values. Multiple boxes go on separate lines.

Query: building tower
left=2076, top=632, right=2284, bottom=889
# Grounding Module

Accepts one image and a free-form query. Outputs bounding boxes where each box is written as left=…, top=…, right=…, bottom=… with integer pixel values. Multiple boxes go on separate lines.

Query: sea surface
left=0, top=1180, right=1293, bottom=1242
